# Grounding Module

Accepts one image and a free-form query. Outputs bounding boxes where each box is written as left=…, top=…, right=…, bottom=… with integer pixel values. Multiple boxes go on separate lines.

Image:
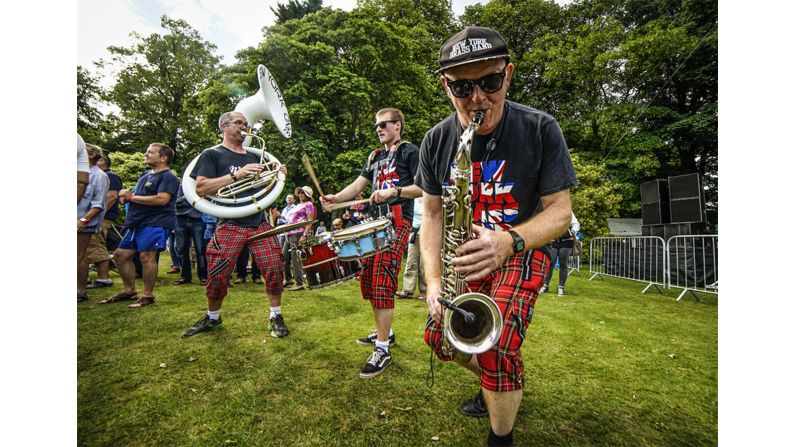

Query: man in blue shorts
left=100, top=143, right=180, bottom=308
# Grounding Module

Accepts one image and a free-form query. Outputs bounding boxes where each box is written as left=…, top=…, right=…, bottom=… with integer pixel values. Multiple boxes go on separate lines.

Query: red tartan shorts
left=205, top=221, right=284, bottom=300
left=424, top=249, right=550, bottom=392
left=359, top=220, right=411, bottom=309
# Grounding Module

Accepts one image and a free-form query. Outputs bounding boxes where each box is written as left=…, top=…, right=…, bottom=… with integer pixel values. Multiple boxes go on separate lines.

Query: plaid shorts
left=205, top=221, right=284, bottom=299
left=424, top=249, right=550, bottom=392
left=359, top=221, right=411, bottom=309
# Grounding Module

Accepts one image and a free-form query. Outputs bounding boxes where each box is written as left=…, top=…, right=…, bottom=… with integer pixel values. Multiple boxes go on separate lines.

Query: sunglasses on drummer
left=374, top=120, right=397, bottom=131
left=444, top=65, right=508, bottom=98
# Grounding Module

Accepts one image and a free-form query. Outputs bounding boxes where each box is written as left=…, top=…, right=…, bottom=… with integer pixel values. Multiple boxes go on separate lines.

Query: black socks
left=487, top=429, right=513, bottom=447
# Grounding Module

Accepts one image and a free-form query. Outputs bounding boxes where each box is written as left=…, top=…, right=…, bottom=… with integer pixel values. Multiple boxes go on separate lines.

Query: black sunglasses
left=444, top=66, right=507, bottom=98
left=374, top=120, right=397, bottom=131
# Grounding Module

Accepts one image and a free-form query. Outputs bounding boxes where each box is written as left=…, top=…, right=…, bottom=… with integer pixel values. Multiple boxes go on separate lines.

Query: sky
left=78, top=0, right=486, bottom=71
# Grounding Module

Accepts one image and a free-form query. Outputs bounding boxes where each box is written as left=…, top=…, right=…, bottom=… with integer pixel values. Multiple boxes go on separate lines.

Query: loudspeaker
left=640, top=179, right=669, bottom=225
left=642, top=222, right=706, bottom=240
left=668, top=173, right=706, bottom=223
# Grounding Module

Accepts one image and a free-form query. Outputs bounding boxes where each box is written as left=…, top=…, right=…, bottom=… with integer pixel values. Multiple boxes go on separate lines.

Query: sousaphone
left=182, top=64, right=291, bottom=218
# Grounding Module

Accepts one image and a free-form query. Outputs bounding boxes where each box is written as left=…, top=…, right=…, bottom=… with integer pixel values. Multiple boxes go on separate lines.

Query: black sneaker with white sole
left=356, top=331, right=396, bottom=346
left=182, top=315, right=222, bottom=338
left=359, top=348, right=392, bottom=379
left=269, top=314, right=289, bottom=338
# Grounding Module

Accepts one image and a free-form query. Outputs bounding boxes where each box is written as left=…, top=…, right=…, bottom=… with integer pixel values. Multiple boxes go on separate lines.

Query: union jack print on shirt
left=470, top=160, right=519, bottom=231
left=374, top=155, right=400, bottom=190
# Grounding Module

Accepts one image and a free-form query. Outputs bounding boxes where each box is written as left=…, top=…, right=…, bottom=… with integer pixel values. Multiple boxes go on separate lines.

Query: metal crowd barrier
left=568, top=255, right=583, bottom=277
left=588, top=236, right=667, bottom=293
left=666, top=235, right=718, bottom=301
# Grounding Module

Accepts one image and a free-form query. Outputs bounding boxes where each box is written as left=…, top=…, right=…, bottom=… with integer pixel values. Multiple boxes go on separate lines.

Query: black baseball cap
left=438, top=26, right=509, bottom=73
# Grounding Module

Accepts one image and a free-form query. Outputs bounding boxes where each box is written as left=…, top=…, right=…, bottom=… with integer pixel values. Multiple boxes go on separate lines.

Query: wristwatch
left=395, top=185, right=402, bottom=198
left=508, top=230, right=525, bottom=253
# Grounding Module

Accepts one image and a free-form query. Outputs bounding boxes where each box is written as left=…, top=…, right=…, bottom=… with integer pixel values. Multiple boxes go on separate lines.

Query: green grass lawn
left=78, top=261, right=717, bottom=447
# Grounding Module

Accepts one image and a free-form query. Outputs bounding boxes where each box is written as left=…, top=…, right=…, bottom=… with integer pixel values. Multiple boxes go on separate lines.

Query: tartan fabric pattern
left=424, top=249, right=549, bottom=391
left=359, top=221, right=411, bottom=309
left=205, top=221, right=284, bottom=300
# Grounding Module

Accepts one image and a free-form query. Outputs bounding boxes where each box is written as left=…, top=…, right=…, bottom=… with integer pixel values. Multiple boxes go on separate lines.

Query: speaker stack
left=641, top=173, right=707, bottom=239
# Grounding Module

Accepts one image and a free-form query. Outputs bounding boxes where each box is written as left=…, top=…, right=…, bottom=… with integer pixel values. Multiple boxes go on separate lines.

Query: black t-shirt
left=417, top=101, right=578, bottom=231
left=124, top=169, right=180, bottom=229
left=359, top=141, right=419, bottom=223
left=104, top=170, right=123, bottom=222
left=191, top=145, right=264, bottom=228
left=175, top=185, right=203, bottom=220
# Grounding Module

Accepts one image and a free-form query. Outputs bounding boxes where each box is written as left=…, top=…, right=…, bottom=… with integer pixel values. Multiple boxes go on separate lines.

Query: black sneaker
left=359, top=348, right=392, bottom=379
left=182, top=315, right=222, bottom=338
left=269, top=314, right=289, bottom=338
left=356, top=331, right=396, bottom=346
left=460, top=390, right=489, bottom=417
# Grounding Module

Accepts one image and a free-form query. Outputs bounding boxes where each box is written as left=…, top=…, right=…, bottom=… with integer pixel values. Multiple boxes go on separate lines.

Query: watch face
left=510, top=230, right=524, bottom=252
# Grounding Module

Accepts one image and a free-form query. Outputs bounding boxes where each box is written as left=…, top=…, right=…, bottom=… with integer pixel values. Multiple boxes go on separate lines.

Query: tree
left=223, top=7, right=449, bottom=196
left=99, top=16, right=221, bottom=171
left=77, top=65, right=107, bottom=144
left=271, top=0, right=323, bottom=24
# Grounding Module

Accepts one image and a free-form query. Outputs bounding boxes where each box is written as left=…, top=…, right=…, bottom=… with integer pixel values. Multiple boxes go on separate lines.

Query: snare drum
left=296, top=240, right=343, bottom=288
left=331, top=219, right=394, bottom=261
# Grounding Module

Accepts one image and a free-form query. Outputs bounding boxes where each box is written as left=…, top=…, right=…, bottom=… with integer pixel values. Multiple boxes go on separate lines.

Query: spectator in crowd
left=540, top=213, right=580, bottom=296
left=77, top=134, right=89, bottom=202
left=341, top=209, right=354, bottom=228
left=281, top=193, right=296, bottom=220
left=86, top=151, right=123, bottom=289
left=172, top=185, right=208, bottom=286
left=332, top=218, right=344, bottom=231
left=396, top=198, right=426, bottom=300
left=77, top=144, right=110, bottom=302
left=282, top=188, right=302, bottom=287
left=181, top=111, right=290, bottom=339
left=202, top=214, right=217, bottom=243
left=234, top=245, right=263, bottom=284
left=315, top=221, right=327, bottom=235
left=284, top=186, right=317, bottom=292
left=100, top=143, right=180, bottom=308
left=166, top=231, right=181, bottom=274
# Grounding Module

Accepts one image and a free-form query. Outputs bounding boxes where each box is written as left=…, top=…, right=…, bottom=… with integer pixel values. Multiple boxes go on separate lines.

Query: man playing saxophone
left=181, top=111, right=290, bottom=339
left=417, top=27, right=578, bottom=447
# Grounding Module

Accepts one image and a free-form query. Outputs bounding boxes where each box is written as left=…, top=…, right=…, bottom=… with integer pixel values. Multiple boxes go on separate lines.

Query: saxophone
left=438, top=111, right=503, bottom=359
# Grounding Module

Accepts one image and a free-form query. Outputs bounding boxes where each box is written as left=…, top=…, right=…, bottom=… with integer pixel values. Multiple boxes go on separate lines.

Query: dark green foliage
left=271, top=0, right=324, bottom=24
left=78, top=0, right=718, bottom=242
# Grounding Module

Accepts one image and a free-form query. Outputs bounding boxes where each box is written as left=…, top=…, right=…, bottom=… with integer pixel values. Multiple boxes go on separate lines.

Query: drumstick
left=301, top=154, right=325, bottom=198
left=324, top=198, right=370, bottom=212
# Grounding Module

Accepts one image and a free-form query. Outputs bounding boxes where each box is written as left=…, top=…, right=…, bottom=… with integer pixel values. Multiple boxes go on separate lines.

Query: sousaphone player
left=182, top=65, right=292, bottom=339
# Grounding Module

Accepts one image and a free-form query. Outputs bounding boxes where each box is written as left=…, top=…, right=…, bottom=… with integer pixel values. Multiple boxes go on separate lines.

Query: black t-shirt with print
left=417, top=100, right=578, bottom=232
left=191, top=145, right=265, bottom=228
left=359, top=141, right=420, bottom=223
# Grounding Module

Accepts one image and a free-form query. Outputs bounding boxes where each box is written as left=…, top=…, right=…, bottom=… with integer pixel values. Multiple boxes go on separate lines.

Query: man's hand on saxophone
left=451, top=225, right=515, bottom=282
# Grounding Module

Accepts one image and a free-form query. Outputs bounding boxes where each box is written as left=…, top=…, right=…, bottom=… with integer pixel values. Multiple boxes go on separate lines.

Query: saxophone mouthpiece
left=472, top=110, right=485, bottom=125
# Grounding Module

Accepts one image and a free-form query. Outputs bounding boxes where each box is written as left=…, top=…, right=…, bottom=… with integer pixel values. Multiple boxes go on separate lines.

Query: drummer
left=320, top=107, right=421, bottom=379
left=284, top=185, right=317, bottom=292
